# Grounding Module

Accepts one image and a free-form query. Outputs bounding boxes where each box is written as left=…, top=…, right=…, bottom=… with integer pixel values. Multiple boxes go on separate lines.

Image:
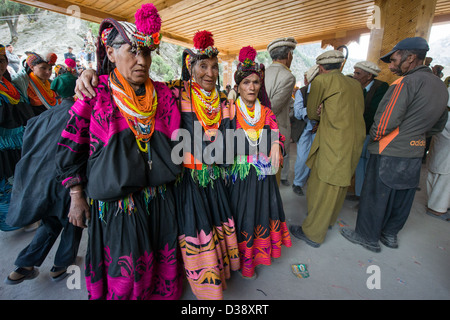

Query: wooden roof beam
left=11, top=0, right=125, bottom=23
left=434, top=13, right=450, bottom=24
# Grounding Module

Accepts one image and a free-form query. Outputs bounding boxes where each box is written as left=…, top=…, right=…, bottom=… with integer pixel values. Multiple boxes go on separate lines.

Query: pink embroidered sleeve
left=154, top=81, right=181, bottom=138
left=56, top=83, right=99, bottom=188
left=265, top=106, right=285, bottom=149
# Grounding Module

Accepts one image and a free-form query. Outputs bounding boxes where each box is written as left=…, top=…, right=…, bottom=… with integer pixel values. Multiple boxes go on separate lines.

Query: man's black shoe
left=292, top=185, right=304, bottom=196
left=340, top=228, right=381, bottom=253
left=289, top=225, right=320, bottom=248
left=345, top=194, right=360, bottom=201
left=380, top=233, right=398, bottom=248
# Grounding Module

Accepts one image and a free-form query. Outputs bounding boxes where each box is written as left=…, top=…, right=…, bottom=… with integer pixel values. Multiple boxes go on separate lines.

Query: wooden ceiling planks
left=10, top=0, right=450, bottom=55
left=157, top=0, right=373, bottom=54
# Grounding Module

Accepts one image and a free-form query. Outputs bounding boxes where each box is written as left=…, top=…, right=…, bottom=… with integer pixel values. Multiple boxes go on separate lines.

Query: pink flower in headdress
left=193, top=30, right=214, bottom=50
left=135, top=3, right=162, bottom=35
left=239, top=46, right=257, bottom=63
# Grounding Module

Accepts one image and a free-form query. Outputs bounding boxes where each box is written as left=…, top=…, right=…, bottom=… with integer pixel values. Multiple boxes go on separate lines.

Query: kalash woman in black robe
left=4, top=66, right=82, bottom=285
left=55, top=4, right=183, bottom=300
left=73, top=29, right=240, bottom=300
left=226, top=46, right=292, bottom=279
left=2, top=49, right=59, bottom=232
left=166, top=30, right=240, bottom=300
left=0, top=44, right=35, bottom=232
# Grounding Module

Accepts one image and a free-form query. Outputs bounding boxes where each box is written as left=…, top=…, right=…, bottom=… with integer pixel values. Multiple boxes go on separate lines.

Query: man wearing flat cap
left=289, top=49, right=366, bottom=247
left=341, top=37, right=449, bottom=252
left=349, top=61, right=389, bottom=201
left=265, top=37, right=297, bottom=186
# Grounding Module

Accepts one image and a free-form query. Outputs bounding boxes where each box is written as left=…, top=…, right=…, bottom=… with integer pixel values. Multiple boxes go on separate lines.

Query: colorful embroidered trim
left=0, top=126, right=24, bottom=150
left=178, top=217, right=240, bottom=300
left=86, top=244, right=181, bottom=300
left=94, top=185, right=167, bottom=220
left=238, top=220, right=292, bottom=278
left=134, top=31, right=161, bottom=50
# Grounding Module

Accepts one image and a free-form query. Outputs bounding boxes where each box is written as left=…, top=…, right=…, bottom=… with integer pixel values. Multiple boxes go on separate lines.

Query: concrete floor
left=0, top=142, right=449, bottom=301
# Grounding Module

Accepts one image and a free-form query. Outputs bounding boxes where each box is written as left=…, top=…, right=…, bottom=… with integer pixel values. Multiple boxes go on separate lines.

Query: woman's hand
left=68, top=187, right=90, bottom=228
left=269, top=143, right=282, bottom=171
left=75, top=69, right=98, bottom=100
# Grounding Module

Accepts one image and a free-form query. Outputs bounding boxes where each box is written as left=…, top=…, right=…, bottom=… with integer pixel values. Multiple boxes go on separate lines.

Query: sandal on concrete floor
left=50, top=266, right=68, bottom=282
left=426, top=210, right=450, bottom=222
left=4, top=267, right=39, bottom=285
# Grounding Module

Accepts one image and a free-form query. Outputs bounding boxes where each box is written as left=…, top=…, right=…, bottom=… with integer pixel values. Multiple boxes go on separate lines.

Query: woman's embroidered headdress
left=234, top=46, right=271, bottom=108
left=97, top=3, right=162, bottom=73
left=181, top=30, right=219, bottom=81
left=191, top=30, right=219, bottom=58
left=234, top=46, right=264, bottom=85
left=26, top=52, right=58, bottom=69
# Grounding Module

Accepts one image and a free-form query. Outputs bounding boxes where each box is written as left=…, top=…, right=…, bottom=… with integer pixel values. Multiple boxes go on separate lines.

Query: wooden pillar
left=367, top=0, right=437, bottom=84
left=220, top=58, right=235, bottom=89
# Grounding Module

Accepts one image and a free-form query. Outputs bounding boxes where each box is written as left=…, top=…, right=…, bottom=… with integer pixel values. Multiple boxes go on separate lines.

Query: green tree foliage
left=87, top=21, right=100, bottom=38
left=151, top=54, right=175, bottom=82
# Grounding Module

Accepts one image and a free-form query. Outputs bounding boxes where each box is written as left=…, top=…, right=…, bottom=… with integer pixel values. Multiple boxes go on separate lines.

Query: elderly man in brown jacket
left=290, top=50, right=366, bottom=247
left=265, top=37, right=297, bottom=186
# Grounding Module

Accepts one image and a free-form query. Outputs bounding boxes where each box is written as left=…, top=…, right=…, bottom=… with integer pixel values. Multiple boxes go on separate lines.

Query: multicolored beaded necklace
left=236, top=97, right=266, bottom=146
left=190, top=82, right=221, bottom=137
left=109, top=68, right=157, bottom=169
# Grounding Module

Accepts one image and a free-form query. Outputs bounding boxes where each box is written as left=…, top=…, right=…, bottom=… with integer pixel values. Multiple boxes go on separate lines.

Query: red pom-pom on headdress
left=239, top=46, right=257, bottom=63
left=135, top=3, right=162, bottom=35
left=46, top=52, right=58, bottom=66
left=193, top=30, right=215, bottom=50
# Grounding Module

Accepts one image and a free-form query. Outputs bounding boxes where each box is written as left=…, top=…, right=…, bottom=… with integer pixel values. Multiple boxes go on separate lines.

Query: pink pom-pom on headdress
left=65, top=58, right=76, bottom=69
left=135, top=3, right=162, bottom=35
left=239, top=46, right=257, bottom=63
left=193, top=30, right=215, bottom=50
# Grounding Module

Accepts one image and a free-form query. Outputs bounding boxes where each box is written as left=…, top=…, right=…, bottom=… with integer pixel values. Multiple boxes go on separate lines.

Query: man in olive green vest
left=289, top=50, right=366, bottom=247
